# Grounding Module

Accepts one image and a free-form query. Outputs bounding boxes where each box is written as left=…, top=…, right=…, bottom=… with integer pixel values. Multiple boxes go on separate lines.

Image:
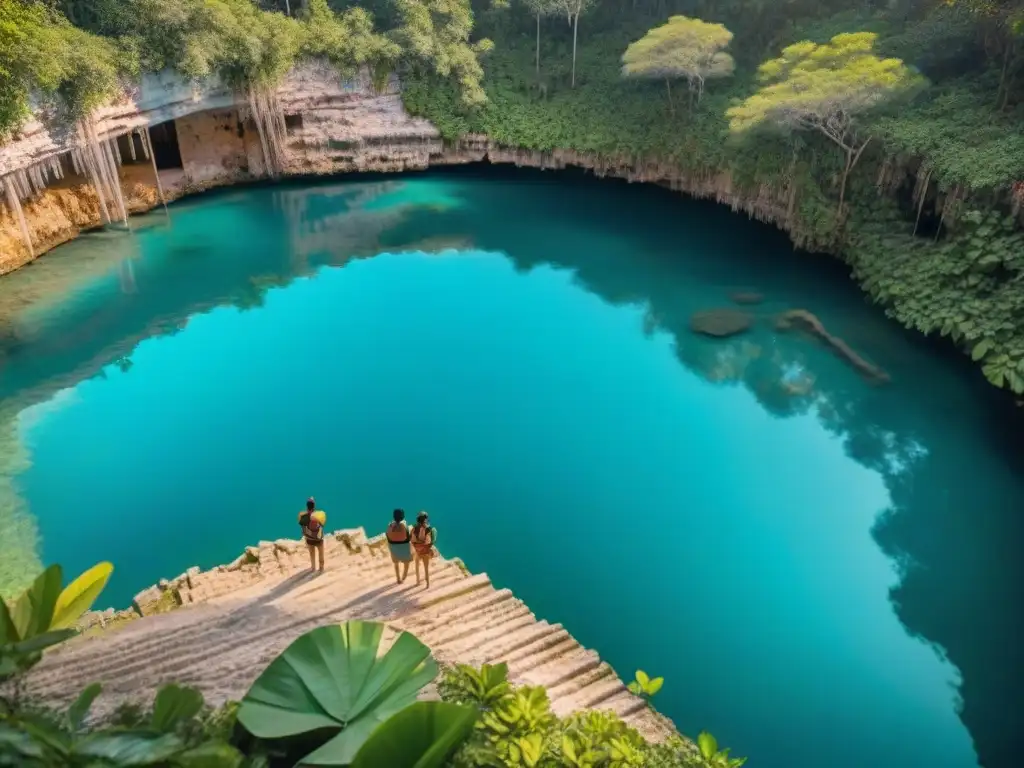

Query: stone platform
left=26, top=528, right=676, bottom=743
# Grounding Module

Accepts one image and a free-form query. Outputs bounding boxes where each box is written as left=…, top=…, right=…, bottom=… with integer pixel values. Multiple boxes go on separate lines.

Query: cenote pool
left=1, top=168, right=1022, bottom=768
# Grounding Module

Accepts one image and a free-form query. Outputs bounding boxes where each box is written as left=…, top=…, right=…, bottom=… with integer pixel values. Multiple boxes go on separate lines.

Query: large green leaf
left=7, top=628, right=77, bottom=656
left=697, top=731, right=718, bottom=760
left=0, top=600, right=17, bottom=645
left=174, top=741, right=244, bottom=768
left=237, top=621, right=438, bottom=766
left=51, top=562, right=114, bottom=631
left=348, top=702, right=478, bottom=768
left=0, top=722, right=45, bottom=760
left=12, top=566, right=63, bottom=640
left=68, top=683, right=104, bottom=731
left=73, top=731, right=184, bottom=766
left=151, top=684, right=204, bottom=733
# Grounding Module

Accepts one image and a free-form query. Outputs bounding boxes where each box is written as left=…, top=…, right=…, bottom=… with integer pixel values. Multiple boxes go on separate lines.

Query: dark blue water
left=1, top=169, right=1021, bottom=768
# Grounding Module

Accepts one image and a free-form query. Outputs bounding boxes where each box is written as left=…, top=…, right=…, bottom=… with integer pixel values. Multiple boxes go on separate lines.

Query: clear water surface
left=1, top=168, right=1021, bottom=768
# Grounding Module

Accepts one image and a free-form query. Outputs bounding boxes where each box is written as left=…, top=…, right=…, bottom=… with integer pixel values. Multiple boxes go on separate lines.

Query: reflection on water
left=0, top=168, right=1021, bottom=768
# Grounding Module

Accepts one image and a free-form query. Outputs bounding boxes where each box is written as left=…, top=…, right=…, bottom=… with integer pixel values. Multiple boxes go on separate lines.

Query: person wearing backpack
left=298, top=497, right=327, bottom=573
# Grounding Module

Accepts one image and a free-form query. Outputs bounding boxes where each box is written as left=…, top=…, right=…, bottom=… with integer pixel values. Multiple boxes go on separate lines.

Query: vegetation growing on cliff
left=402, top=0, right=1024, bottom=393
left=0, top=0, right=490, bottom=138
left=3, top=1, right=1024, bottom=388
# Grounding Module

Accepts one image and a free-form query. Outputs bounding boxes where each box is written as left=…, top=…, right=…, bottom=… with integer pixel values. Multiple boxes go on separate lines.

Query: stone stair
left=25, top=529, right=674, bottom=742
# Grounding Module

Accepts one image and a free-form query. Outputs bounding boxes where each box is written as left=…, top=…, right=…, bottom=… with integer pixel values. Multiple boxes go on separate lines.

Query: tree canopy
left=621, top=15, right=734, bottom=107
left=726, top=31, right=925, bottom=210
left=726, top=32, right=924, bottom=140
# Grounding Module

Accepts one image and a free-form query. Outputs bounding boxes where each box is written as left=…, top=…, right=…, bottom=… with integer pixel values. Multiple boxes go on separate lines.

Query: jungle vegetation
left=1, top=0, right=1024, bottom=390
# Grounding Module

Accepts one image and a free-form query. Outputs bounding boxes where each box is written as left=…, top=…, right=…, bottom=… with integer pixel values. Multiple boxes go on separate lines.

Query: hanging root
left=2, top=174, right=34, bottom=258
left=245, top=87, right=288, bottom=177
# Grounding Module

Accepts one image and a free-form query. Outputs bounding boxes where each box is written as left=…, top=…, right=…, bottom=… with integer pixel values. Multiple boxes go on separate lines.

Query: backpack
left=300, top=512, right=323, bottom=540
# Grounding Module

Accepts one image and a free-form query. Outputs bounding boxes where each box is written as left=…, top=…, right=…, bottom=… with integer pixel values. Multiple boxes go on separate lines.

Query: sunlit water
left=1, top=169, right=1022, bottom=768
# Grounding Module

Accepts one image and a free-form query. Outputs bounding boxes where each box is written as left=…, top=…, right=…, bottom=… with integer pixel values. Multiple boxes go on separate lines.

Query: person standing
left=412, top=511, right=437, bottom=588
left=298, top=497, right=326, bottom=573
left=386, top=509, right=413, bottom=584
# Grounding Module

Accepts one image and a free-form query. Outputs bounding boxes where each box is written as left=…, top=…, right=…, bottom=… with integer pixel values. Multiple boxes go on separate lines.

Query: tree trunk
left=571, top=13, right=578, bottom=88
left=665, top=78, right=673, bottom=115
left=838, top=137, right=872, bottom=219
left=285, top=0, right=291, bottom=16
left=535, top=14, right=540, bottom=75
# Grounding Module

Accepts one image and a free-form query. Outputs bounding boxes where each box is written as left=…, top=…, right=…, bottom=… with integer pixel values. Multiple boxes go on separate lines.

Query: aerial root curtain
left=1, top=157, right=70, bottom=257
left=245, top=87, right=288, bottom=178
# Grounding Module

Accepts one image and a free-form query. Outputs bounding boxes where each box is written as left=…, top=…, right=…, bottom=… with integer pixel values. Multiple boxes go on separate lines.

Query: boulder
left=690, top=309, right=753, bottom=338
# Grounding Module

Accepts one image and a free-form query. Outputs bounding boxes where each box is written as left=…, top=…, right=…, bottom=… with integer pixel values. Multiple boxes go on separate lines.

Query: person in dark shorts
left=298, top=497, right=326, bottom=573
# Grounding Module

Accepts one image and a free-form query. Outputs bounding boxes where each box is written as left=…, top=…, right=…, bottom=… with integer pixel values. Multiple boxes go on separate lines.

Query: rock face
left=690, top=309, right=754, bottom=337
left=0, top=64, right=445, bottom=275
left=0, top=60, right=817, bottom=275
left=25, top=527, right=679, bottom=746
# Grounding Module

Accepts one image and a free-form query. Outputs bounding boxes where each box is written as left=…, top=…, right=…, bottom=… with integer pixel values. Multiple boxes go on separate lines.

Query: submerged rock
left=690, top=309, right=753, bottom=338
left=731, top=291, right=764, bottom=305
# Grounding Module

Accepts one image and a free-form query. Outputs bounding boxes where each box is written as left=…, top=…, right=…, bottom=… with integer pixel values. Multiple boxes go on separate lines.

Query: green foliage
left=301, top=0, right=400, bottom=76
left=875, top=83, right=1024, bottom=189
left=437, top=662, right=513, bottom=709
left=625, top=669, right=663, bottom=699
left=236, top=620, right=438, bottom=766
left=392, top=0, right=492, bottom=106
left=621, top=16, right=734, bottom=106
left=560, top=710, right=646, bottom=768
left=350, top=700, right=479, bottom=768
left=0, top=682, right=244, bottom=767
left=0, top=0, right=492, bottom=137
left=441, top=665, right=691, bottom=768
left=696, top=731, right=747, bottom=768
left=1, top=562, right=112, bottom=682
left=849, top=202, right=1024, bottom=393
left=726, top=31, right=925, bottom=142
left=0, top=0, right=123, bottom=136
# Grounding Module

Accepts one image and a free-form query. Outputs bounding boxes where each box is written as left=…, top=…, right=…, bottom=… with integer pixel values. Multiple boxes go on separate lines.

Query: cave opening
left=149, top=121, right=184, bottom=171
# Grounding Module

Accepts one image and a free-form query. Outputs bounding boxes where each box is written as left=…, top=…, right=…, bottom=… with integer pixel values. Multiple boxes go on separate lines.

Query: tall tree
left=726, top=31, right=924, bottom=214
left=557, top=0, right=593, bottom=88
left=621, top=15, right=734, bottom=113
left=523, top=0, right=559, bottom=76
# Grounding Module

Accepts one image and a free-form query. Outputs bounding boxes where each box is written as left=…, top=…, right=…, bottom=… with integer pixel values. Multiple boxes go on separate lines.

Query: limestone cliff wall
left=0, top=63, right=443, bottom=274
left=0, top=61, right=808, bottom=275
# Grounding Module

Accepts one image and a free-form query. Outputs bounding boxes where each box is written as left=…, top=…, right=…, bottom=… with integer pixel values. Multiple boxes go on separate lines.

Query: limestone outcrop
left=28, top=527, right=678, bottom=745
left=0, top=62, right=818, bottom=275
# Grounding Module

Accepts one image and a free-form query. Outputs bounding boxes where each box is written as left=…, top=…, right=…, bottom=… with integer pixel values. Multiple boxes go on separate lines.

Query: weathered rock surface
left=1, top=62, right=815, bottom=275
left=690, top=308, right=754, bottom=338
left=24, top=527, right=678, bottom=745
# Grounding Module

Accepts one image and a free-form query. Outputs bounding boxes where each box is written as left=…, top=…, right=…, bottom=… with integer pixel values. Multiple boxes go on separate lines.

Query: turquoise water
left=1, top=169, right=1022, bottom=768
